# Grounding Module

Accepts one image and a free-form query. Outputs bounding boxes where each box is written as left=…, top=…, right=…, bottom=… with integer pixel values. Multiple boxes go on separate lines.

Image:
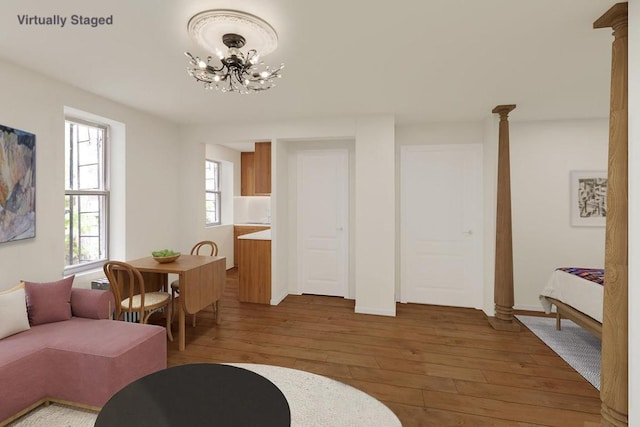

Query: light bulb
left=260, top=71, right=269, bottom=78
left=213, top=75, right=220, bottom=82
left=198, top=60, right=206, bottom=68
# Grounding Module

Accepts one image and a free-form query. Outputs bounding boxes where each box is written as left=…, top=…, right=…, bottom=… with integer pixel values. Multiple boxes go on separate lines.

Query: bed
left=539, top=267, right=603, bottom=339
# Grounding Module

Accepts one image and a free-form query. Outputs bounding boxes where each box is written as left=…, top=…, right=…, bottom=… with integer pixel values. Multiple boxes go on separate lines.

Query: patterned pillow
left=23, top=275, right=75, bottom=325
left=0, top=284, right=31, bottom=339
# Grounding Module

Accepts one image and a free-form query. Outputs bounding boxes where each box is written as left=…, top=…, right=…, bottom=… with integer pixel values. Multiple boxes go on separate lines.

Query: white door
left=297, top=149, right=348, bottom=297
left=401, top=144, right=483, bottom=308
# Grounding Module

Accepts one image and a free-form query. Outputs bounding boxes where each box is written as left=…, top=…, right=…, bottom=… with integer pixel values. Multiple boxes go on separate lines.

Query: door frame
left=296, top=148, right=349, bottom=297
left=399, top=143, right=484, bottom=308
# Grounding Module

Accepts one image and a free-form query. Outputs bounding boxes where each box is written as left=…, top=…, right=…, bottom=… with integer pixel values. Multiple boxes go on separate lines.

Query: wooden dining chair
left=170, top=240, right=218, bottom=327
left=103, top=260, right=173, bottom=341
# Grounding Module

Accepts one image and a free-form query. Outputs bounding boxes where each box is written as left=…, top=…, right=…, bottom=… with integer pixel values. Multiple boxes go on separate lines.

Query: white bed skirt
left=539, top=270, right=604, bottom=323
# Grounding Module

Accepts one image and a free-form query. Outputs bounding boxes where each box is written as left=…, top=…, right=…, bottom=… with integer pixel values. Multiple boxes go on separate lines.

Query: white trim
left=400, top=143, right=483, bottom=308
left=514, top=304, right=547, bottom=312
left=270, top=290, right=288, bottom=306
left=354, top=305, right=396, bottom=317
left=296, top=149, right=349, bottom=297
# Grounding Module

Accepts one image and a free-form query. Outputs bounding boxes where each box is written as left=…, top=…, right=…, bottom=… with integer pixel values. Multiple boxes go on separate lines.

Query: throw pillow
left=23, top=275, right=75, bottom=326
left=0, top=284, right=31, bottom=340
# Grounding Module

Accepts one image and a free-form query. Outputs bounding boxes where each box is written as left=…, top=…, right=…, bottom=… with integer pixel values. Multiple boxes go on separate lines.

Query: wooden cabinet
left=240, top=152, right=255, bottom=196
left=238, top=238, right=271, bottom=304
left=234, top=225, right=270, bottom=267
left=254, top=141, right=271, bottom=195
left=240, top=142, right=270, bottom=196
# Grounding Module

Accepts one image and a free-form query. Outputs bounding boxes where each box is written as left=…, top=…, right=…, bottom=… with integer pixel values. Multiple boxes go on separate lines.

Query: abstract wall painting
left=570, top=170, right=607, bottom=227
left=0, top=124, right=36, bottom=243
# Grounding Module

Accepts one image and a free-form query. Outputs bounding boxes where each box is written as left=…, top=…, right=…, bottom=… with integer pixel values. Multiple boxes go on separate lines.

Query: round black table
left=95, top=363, right=291, bottom=426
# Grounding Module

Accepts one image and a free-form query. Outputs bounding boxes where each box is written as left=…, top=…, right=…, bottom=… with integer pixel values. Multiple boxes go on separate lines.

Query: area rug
left=227, top=363, right=401, bottom=427
left=7, top=403, right=97, bottom=427
left=516, top=315, right=601, bottom=389
left=8, top=364, right=400, bottom=427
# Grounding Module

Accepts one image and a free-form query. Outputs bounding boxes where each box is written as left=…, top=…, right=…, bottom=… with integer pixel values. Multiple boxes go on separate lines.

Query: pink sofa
left=0, top=288, right=167, bottom=425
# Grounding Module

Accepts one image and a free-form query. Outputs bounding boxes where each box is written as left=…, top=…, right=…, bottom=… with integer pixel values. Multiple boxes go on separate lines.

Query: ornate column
left=488, top=104, right=520, bottom=332
left=594, top=3, right=628, bottom=426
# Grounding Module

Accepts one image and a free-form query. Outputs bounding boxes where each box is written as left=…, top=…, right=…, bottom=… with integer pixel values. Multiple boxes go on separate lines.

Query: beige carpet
left=7, top=403, right=97, bottom=427
left=8, top=364, right=401, bottom=426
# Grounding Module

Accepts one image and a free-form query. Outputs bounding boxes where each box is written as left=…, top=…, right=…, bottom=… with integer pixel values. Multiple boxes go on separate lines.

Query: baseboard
left=354, top=305, right=396, bottom=317
left=514, top=304, right=545, bottom=312
left=270, top=290, right=289, bottom=306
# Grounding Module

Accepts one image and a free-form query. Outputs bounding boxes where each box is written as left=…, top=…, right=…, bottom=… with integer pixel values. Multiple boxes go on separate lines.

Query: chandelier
left=185, top=10, right=284, bottom=94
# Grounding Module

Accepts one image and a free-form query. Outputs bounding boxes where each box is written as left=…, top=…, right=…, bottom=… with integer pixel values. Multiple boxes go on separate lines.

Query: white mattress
left=539, top=270, right=603, bottom=323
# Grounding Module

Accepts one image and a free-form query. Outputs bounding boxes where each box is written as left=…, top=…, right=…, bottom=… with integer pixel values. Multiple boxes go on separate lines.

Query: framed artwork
left=570, top=170, right=607, bottom=227
left=0, top=124, right=36, bottom=243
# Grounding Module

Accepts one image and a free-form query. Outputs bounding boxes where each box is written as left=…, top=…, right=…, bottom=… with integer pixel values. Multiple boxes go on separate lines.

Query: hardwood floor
left=166, top=269, right=601, bottom=426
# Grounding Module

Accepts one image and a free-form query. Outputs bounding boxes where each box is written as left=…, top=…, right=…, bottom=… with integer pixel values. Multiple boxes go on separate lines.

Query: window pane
left=78, top=164, right=100, bottom=190
left=205, top=160, right=221, bottom=225
left=65, top=119, right=108, bottom=269
left=65, top=121, right=104, bottom=191
left=65, top=194, right=107, bottom=266
left=205, top=191, right=220, bottom=225
left=205, top=160, right=219, bottom=191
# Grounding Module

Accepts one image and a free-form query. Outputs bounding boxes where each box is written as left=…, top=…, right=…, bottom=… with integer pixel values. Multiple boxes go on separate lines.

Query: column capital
left=491, top=104, right=517, bottom=118
left=594, top=3, right=627, bottom=35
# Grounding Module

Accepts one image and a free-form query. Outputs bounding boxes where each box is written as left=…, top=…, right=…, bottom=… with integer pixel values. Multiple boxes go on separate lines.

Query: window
left=205, top=160, right=221, bottom=226
left=64, top=119, right=109, bottom=273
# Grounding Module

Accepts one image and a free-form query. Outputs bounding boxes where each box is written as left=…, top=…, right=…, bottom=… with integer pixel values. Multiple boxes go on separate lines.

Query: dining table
left=124, top=254, right=226, bottom=351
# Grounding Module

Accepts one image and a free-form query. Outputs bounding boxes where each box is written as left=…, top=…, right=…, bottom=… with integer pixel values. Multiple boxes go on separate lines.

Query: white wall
left=354, top=116, right=396, bottom=316
left=175, top=142, right=240, bottom=270
left=510, top=119, right=608, bottom=310
left=0, top=59, right=182, bottom=290
left=234, top=197, right=271, bottom=224
left=482, top=116, right=499, bottom=316
left=272, top=138, right=288, bottom=304
left=181, top=117, right=398, bottom=315
left=394, top=118, right=608, bottom=315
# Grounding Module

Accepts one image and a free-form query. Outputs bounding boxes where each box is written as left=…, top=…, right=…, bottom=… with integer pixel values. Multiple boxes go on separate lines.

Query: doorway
left=400, top=144, right=483, bottom=308
left=297, top=149, right=349, bottom=297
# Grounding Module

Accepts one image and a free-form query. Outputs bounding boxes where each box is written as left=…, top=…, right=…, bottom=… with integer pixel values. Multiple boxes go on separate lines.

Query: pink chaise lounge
left=0, top=288, right=167, bottom=425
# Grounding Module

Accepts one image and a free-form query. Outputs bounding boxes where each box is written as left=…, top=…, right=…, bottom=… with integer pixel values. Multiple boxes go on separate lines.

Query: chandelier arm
left=206, top=63, right=225, bottom=73
left=185, top=26, right=283, bottom=93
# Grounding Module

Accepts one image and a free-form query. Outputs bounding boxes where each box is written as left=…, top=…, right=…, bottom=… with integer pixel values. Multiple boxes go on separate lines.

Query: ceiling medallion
left=185, top=9, right=284, bottom=94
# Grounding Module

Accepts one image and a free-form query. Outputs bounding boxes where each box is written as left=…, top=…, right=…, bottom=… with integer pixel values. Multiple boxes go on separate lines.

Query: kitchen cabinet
left=234, top=225, right=270, bottom=267
left=240, top=152, right=255, bottom=196
left=240, top=142, right=271, bottom=196
left=238, top=237, right=271, bottom=304
left=254, top=141, right=271, bottom=195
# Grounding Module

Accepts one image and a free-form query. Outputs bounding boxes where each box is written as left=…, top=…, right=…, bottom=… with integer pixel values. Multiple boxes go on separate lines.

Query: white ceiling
left=0, top=0, right=615, bottom=126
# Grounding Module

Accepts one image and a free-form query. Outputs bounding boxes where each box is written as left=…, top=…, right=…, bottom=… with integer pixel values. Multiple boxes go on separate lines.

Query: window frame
left=64, top=117, right=110, bottom=275
left=205, top=159, right=221, bottom=226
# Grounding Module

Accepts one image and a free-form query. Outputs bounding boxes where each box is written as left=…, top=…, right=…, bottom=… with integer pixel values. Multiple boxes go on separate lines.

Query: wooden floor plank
left=375, top=356, right=488, bottom=383
left=482, top=370, right=600, bottom=398
left=384, top=402, right=544, bottom=427
left=421, top=390, right=601, bottom=426
left=453, top=380, right=601, bottom=414
left=163, top=268, right=601, bottom=426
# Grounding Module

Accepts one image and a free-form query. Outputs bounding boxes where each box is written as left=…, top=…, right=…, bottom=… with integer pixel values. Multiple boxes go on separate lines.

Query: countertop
left=234, top=223, right=271, bottom=227
left=237, top=229, right=271, bottom=241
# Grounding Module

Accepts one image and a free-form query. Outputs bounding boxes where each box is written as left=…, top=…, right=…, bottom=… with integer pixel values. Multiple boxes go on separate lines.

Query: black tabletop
left=95, top=363, right=291, bottom=427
